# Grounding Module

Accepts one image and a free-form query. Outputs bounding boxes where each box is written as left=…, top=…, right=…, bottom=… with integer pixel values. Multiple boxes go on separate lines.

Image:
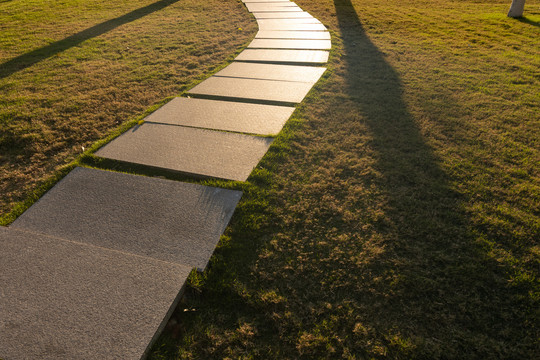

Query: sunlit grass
left=0, top=0, right=257, bottom=219
left=149, top=0, right=539, bottom=358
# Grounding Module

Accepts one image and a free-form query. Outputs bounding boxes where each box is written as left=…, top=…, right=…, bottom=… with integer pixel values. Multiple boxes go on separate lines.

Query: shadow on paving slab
left=330, top=0, right=535, bottom=357
left=0, top=0, right=179, bottom=79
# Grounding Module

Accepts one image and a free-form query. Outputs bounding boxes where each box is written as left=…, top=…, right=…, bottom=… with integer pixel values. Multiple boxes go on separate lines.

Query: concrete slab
left=236, top=49, right=329, bottom=64
left=257, top=18, right=322, bottom=25
left=253, top=11, right=315, bottom=19
left=188, top=76, right=315, bottom=104
left=0, top=226, right=191, bottom=360
left=247, top=4, right=302, bottom=12
left=246, top=2, right=299, bottom=7
left=11, top=167, right=243, bottom=269
left=215, top=62, right=326, bottom=83
left=145, top=97, right=294, bottom=135
left=243, top=0, right=290, bottom=2
left=248, top=38, right=331, bottom=50
left=95, top=124, right=272, bottom=181
left=256, top=30, right=331, bottom=40
left=257, top=21, right=327, bottom=30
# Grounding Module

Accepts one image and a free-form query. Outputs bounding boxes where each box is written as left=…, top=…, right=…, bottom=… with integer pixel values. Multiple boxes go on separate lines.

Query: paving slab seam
left=7, top=226, right=193, bottom=268
left=183, top=92, right=299, bottom=108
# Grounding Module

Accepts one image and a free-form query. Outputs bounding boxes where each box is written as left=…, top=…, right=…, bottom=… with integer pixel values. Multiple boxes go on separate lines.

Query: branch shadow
left=0, top=0, right=179, bottom=80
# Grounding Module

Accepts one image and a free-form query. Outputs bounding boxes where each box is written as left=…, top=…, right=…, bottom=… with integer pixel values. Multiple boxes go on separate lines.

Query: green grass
left=147, top=0, right=538, bottom=358
left=0, top=0, right=257, bottom=220
left=2, top=0, right=538, bottom=358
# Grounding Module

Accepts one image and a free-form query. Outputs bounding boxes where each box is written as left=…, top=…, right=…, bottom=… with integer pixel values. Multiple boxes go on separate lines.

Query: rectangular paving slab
left=247, top=4, right=302, bottom=12
left=144, top=97, right=294, bottom=135
left=95, top=124, right=273, bottom=181
left=248, top=38, right=331, bottom=50
left=257, top=18, right=322, bottom=25
left=253, top=11, right=315, bottom=19
left=256, top=21, right=327, bottom=31
left=256, top=30, right=330, bottom=40
left=236, top=49, right=329, bottom=64
left=11, top=167, right=242, bottom=270
left=0, top=226, right=191, bottom=360
left=243, top=0, right=291, bottom=2
left=246, top=1, right=299, bottom=6
left=188, top=76, right=315, bottom=104
left=215, top=62, right=326, bottom=83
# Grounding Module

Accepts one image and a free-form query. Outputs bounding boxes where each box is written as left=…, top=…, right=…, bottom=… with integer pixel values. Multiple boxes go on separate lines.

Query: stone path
left=0, top=1, right=329, bottom=359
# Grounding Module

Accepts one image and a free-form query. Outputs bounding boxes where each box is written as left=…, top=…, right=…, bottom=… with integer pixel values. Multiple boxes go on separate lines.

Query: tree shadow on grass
left=0, top=0, right=179, bottom=80
left=328, top=0, right=535, bottom=357
left=516, top=16, right=540, bottom=27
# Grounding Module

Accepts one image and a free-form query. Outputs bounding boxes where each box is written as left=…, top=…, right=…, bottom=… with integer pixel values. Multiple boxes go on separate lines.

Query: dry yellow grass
left=0, top=0, right=257, bottom=218
left=149, top=0, right=539, bottom=358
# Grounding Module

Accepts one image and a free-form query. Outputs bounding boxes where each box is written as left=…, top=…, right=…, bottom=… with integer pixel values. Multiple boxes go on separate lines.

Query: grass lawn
left=0, top=0, right=256, bottom=220
left=147, top=0, right=538, bottom=358
left=2, top=0, right=538, bottom=358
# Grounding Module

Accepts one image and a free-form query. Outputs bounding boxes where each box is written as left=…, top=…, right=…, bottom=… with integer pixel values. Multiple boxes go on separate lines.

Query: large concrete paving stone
left=256, top=30, right=331, bottom=40
left=248, top=38, right=331, bottom=50
left=257, top=18, right=322, bottom=25
left=188, top=76, right=315, bottom=104
left=0, top=226, right=191, bottom=360
left=254, top=11, right=315, bottom=19
left=144, top=97, right=294, bottom=135
left=246, top=1, right=299, bottom=7
left=243, top=0, right=290, bottom=2
left=257, top=21, right=327, bottom=30
left=215, top=62, right=326, bottom=83
left=95, top=124, right=272, bottom=181
left=236, top=49, right=329, bottom=64
left=11, top=167, right=243, bottom=269
left=247, top=4, right=302, bottom=12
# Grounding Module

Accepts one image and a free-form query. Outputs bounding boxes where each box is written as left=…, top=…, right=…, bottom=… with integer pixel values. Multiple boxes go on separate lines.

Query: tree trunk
left=508, top=0, right=525, bottom=17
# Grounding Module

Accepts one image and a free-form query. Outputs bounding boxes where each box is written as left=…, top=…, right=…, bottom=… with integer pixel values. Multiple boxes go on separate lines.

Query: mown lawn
left=2, top=0, right=538, bottom=358
left=148, top=0, right=539, bottom=359
left=0, top=0, right=256, bottom=220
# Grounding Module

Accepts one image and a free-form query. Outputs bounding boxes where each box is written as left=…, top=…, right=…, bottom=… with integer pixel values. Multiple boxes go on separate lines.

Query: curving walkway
left=0, top=1, right=330, bottom=359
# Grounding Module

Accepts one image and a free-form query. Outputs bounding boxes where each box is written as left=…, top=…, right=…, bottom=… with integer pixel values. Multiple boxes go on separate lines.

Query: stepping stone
left=253, top=11, right=315, bottom=19
left=236, top=49, right=329, bottom=64
left=95, top=124, right=273, bottom=181
left=188, top=76, right=315, bottom=104
left=248, top=38, right=331, bottom=50
left=145, top=97, right=294, bottom=135
left=257, top=18, right=322, bottom=25
left=246, top=1, right=299, bottom=7
left=0, top=226, right=191, bottom=360
left=215, top=62, right=326, bottom=83
left=247, top=4, right=302, bottom=12
left=11, top=167, right=243, bottom=269
left=257, top=21, right=327, bottom=30
left=256, top=30, right=331, bottom=40
left=243, top=0, right=291, bottom=2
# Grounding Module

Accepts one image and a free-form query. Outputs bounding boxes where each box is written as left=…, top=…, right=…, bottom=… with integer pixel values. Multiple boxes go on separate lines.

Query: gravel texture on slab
left=0, top=226, right=191, bottom=360
left=215, top=62, right=326, bottom=83
left=144, top=97, right=294, bottom=135
left=255, top=30, right=331, bottom=40
left=12, top=167, right=243, bottom=269
left=235, top=49, right=329, bottom=64
left=248, top=38, right=331, bottom=50
left=188, top=76, right=316, bottom=103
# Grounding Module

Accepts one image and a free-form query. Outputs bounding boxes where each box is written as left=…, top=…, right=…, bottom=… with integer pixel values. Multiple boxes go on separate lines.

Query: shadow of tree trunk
left=327, top=0, right=535, bottom=357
